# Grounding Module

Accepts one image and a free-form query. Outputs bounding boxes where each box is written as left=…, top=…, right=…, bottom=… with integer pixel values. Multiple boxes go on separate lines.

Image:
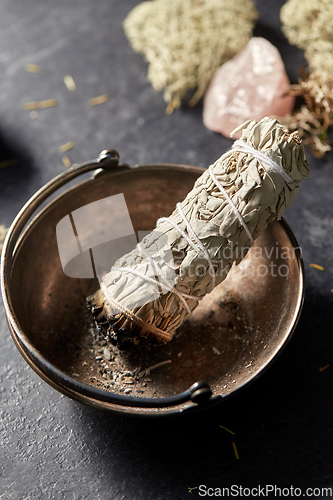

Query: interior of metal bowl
left=6, top=164, right=304, bottom=415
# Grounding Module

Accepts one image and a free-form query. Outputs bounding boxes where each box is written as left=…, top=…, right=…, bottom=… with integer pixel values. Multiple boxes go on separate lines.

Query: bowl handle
left=53, top=371, right=218, bottom=409
left=1, top=149, right=127, bottom=268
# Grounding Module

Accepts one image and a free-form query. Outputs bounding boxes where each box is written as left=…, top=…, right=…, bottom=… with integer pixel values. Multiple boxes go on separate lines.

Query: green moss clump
left=124, top=0, right=258, bottom=113
left=281, top=0, right=333, bottom=77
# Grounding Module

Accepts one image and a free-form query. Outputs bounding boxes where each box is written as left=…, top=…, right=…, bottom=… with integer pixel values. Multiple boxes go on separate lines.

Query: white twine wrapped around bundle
left=87, top=118, right=309, bottom=344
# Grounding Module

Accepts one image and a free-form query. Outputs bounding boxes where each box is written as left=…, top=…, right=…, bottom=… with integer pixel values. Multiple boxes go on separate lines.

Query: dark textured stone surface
left=0, top=1, right=333, bottom=499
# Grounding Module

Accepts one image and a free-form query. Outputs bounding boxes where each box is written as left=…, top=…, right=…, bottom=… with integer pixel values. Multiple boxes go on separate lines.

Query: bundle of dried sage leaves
left=88, top=118, right=309, bottom=345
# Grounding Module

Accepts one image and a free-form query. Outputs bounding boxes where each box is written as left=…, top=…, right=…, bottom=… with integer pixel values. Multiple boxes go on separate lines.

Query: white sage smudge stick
left=87, top=117, right=309, bottom=345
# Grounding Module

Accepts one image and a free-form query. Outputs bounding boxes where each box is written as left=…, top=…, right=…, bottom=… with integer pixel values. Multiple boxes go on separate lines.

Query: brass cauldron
left=1, top=151, right=304, bottom=416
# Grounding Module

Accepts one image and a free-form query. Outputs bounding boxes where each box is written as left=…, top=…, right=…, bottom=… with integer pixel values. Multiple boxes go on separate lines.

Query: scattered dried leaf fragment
left=138, top=359, right=171, bottom=378
left=59, top=141, right=74, bottom=153
left=232, top=441, right=239, bottom=459
left=62, top=156, right=72, bottom=169
left=0, top=159, right=19, bottom=169
left=219, top=425, right=235, bottom=435
left=88, top=94, right=109, bottom=106
left=24, top=63, right=40, bottom=73
left=24, top=99, right=58, bottom=110
left=309, top=263, right=325, bottom=271
left=0, top=225, right=9, bottom=253
left=64, top=75, right=76, bottom=91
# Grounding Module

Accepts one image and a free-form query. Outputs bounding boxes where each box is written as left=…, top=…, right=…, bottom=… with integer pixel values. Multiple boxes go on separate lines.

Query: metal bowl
left=1, top=150, right=304, bottom=416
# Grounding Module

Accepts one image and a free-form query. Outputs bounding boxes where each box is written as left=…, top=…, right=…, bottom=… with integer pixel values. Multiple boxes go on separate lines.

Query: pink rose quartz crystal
left=203, top=37, right=295, bottom=138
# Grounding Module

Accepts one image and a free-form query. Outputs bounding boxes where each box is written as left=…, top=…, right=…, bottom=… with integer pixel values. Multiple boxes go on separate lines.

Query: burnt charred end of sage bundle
left=86, top=290, right=108, bottom=329
left=86, top=290, right=157, bottom=347
left=87, top=290, right=126, bottom=345
left=87, top=117, right=309, bottom=346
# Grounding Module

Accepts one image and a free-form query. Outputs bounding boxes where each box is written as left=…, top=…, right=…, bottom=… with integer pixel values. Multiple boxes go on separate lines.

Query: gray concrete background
left=0, top=1, right=332, bottom=499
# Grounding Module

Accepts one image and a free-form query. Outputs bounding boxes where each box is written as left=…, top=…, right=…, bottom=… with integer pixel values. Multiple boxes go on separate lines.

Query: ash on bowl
left=64, top=281, right=263, bottom=399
